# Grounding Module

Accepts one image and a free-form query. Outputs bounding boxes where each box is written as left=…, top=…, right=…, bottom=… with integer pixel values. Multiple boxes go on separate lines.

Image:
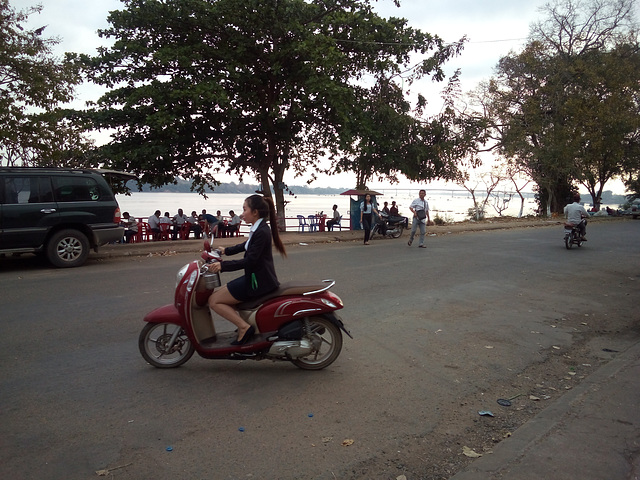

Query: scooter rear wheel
left=390, top=225, right=403, bottom=238
left=291, top=316, right=343, bottom=370
left=139, top=323, right=195, bottom=368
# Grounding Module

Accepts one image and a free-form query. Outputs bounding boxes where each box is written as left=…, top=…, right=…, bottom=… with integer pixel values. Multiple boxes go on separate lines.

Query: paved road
left=0, top=220, right=638, bottom=479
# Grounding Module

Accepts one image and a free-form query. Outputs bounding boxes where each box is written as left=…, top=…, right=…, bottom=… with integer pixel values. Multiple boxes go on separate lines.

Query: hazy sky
left=16, top=0, right=545, bottom=102
left=11, top=0, right=630, bottom=193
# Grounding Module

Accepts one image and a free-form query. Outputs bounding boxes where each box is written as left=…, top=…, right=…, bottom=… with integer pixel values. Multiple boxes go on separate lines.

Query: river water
left=116, top=189, right=540, bottom=229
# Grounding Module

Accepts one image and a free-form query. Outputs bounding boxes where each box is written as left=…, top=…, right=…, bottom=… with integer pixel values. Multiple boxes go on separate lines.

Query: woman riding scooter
left=206, top=195, right=287, bottom=345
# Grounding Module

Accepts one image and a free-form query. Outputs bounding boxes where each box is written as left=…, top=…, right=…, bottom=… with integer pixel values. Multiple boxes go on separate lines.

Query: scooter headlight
left=175, top=264, right=189, bottom=288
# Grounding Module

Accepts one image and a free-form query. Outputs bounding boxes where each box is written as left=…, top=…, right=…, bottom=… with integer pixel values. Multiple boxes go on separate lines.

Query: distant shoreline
left=126, top=180, right=628, bottom=206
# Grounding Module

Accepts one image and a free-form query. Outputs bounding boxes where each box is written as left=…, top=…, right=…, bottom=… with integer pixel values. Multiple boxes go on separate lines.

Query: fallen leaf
left=462, top=446, right=482, bottom=458
left=529, top=395, right=540, bottom=401
left=342, top=439, right=354, bottom=446
left=485, top=345, right=494, bottom=349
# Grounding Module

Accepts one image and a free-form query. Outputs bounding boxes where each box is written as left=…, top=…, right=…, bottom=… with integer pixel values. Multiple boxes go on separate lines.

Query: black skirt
left=226, top=275, right=250, bottom=302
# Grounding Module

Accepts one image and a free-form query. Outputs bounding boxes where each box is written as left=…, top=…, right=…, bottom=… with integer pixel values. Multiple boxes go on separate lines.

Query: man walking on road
left=408, top=189, right=430, bottom=248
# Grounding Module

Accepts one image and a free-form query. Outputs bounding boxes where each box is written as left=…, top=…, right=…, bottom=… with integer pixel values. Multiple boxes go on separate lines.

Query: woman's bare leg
left=208, top=286, right=251, bottom=340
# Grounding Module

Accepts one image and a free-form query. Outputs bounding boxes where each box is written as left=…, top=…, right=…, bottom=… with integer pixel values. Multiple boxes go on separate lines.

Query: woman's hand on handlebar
left=208, top=262, right=221, bottom=273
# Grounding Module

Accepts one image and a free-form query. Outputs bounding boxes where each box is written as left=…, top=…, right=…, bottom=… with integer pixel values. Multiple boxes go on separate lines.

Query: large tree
left=330, top=71, right=480, bottom=189
left=486, top=0, right=640, bottom=214
left=82, top=0, right=464, bottom=222
left=0, top=0, right=89, bottom=166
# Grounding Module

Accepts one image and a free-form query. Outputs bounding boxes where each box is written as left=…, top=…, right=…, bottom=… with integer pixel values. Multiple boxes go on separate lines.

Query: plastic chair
left=297, top=215, right=307, bottom=232
left=327, top=215, right=343, bottom=231
left=140, top=222, right=154, bottom=242
left=179, top=222, right=191, bottom=240
left=308, top=215, right=319, bottom=232
left=159, top=223, right=170, bottom=240
left=127, top=225, right=142, bottom=243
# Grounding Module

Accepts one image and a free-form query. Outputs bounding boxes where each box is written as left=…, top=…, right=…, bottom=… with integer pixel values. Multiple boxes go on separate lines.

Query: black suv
left=0, top=167, right=131, bottom=267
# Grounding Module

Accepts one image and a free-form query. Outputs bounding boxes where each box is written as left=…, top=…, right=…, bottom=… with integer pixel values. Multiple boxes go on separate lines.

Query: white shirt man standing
left=408, top=189, right=430, bottom=248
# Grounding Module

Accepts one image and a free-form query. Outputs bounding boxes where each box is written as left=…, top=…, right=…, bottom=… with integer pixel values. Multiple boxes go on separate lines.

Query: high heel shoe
left=231, top=326, right=255, bottom=345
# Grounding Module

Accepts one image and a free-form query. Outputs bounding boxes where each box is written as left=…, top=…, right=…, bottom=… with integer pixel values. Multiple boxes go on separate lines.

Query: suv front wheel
left=46, top=229, right=90, bottom=268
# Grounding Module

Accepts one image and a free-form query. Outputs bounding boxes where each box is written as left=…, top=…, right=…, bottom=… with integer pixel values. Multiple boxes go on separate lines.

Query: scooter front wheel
left=291, top=316, right=343, bottom=370
left=139, top=323, right=195, bottom=368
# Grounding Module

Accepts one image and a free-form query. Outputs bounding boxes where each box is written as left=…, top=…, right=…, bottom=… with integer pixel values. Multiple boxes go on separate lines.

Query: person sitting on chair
left=228, top=210, right=241, bottom=236
left=187, top=211, right=202, bottom=239
left=172, top=208, right=188, bottom=240
left=326, top=204, right=341, bottom=231
left=121, top=212, right=138, bottom=243
left=148, top=210, right=161, bottom=240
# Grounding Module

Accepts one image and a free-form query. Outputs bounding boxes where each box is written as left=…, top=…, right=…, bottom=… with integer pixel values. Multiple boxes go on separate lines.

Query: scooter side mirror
left=201, top=250, right=222, bottom=262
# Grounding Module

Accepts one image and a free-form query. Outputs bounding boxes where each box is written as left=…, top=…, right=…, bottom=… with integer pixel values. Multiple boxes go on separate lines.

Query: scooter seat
left=237, top=281, right=329, bottom=310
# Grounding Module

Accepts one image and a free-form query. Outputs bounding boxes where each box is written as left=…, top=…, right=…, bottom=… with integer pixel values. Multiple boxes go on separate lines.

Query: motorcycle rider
left=206, top=195, right=287, bottom=344
left=564, top=193, right=589, bottom=241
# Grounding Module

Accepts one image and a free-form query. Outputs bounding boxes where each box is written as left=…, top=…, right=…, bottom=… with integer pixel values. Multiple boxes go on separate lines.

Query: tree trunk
left=587, top=185, right=604, bottom=211
left=268, top=167, right=287, bottom=232
left=518, top=192, right=525, bottom=218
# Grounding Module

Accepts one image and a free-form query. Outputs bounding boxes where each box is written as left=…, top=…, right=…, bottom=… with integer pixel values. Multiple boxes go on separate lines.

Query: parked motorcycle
left=139, top=241, right=351, bottom=370
left=563, top=221, right=585, bottom=249
left=370, top=212, right=408, bottom=239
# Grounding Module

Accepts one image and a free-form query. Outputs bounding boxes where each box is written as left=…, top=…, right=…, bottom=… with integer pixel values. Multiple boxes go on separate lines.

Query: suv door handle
left=40, top=208, right=57, bottom=214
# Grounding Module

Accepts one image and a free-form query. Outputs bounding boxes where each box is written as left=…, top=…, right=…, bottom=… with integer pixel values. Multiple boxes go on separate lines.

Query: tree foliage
left=0, top=0, right=90, bottom=166
left=81, top=0, right=465, bottom=219
left=485, top=0, right=640, bottom=214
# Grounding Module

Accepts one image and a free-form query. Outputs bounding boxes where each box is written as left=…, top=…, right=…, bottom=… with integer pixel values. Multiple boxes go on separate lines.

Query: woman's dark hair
left=245, top=194, right=287, bottom=257
left=364, top=194, right=371, bottom=206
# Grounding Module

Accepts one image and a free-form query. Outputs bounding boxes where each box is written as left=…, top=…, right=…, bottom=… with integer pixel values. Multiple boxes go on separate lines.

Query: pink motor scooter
left=139, top=241, right=351, bottom=370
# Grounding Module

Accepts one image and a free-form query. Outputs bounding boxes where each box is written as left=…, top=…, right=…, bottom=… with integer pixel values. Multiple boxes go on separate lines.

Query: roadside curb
left=94, top=216, right=626, bottom=259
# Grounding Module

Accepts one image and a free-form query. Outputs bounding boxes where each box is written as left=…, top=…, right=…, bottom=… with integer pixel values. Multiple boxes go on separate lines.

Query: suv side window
left=53, top=176, right=103, bottom=202
left=2, top=176, right=54, bottom=204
